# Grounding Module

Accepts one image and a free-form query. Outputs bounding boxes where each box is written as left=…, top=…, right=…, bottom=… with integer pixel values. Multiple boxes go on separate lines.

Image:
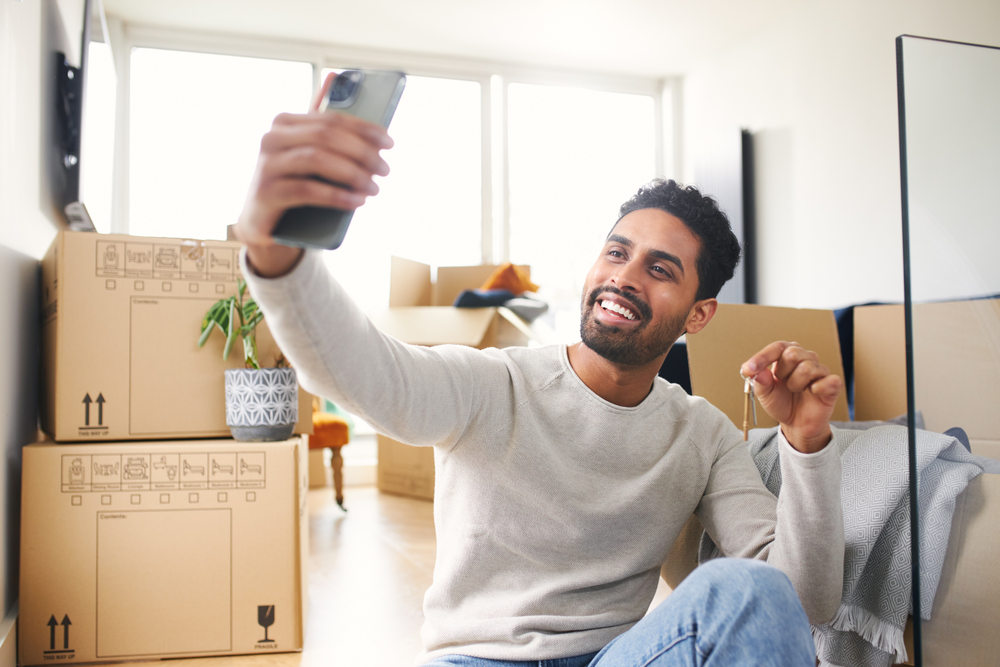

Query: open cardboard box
left=369, top=257, right=538, bottom=500
left=683, top=298, right=1000, bottom=666
left=19, top=435, right=308, bottom=665
left=41, top=231, right=312, bottom=442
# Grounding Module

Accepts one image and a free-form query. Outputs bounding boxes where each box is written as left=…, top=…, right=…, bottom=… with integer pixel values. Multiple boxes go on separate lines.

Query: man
left=236, top=74, right=844, bottom=666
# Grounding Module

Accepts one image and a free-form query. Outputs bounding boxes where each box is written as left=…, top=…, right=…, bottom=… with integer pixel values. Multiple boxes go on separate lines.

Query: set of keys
left=741, top=372, right=758, bottom=441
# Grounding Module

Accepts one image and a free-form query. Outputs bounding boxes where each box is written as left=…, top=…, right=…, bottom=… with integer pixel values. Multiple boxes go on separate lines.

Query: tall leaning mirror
left=896, top=34, right=1000, bottom=666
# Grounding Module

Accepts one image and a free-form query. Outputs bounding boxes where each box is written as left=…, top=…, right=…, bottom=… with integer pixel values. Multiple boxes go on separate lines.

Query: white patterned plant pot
left=224, top=368, right=298, bottom=441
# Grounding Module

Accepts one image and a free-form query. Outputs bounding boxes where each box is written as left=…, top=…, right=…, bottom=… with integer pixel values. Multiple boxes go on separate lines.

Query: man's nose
left=610, top=260, right=642, bottom=292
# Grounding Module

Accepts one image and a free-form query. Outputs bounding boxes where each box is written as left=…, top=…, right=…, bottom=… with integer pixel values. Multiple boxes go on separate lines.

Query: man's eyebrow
left=606, top=233, right=685, bottom=275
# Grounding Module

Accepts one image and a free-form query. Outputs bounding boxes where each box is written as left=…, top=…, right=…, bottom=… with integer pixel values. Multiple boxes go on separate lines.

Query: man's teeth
left=600, top=300, right=637, bottom=321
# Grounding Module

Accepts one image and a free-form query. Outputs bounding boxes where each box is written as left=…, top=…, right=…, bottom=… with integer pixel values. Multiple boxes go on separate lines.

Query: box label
left=62, top=452, right=267, bottom=492
left=95, top=240, right=237, bottom=282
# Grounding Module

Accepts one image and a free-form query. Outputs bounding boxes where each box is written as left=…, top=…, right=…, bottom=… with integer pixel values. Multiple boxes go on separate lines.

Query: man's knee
left=687, top=558, right=800, bottom=609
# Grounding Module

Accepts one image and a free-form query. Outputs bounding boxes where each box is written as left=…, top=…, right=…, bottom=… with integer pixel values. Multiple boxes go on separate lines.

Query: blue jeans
left=422, top=558, right=815, bottom=667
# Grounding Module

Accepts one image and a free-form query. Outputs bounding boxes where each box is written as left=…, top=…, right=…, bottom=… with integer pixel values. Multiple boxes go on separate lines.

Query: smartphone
left=271, top=69, right=407, bottom=250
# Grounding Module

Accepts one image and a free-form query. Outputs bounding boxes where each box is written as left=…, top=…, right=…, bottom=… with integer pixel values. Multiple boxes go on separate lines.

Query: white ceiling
left=100, top=0, right=782, bottom=78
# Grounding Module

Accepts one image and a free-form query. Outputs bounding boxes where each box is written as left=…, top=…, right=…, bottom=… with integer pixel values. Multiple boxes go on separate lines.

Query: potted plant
left=198, top=278, right=298, bottom=441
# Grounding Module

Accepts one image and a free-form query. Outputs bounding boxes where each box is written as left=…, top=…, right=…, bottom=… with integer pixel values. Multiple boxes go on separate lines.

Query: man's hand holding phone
left=237, top=71, right=396, bottom=277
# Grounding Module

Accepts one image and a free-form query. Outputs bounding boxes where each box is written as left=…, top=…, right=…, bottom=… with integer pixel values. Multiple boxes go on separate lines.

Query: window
left=79, top=40, right=116, bottom=233
left=92, top=36, right=665, bottom=320
left=128, top=48, right=313, bottom=241
left=506, top=83, right=657, bottom=339
left=319, top=71, right=483, bottom=311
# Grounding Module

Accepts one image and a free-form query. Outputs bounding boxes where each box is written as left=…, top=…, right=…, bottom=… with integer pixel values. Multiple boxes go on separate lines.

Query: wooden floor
left=118, top=485, right=436, bottom=667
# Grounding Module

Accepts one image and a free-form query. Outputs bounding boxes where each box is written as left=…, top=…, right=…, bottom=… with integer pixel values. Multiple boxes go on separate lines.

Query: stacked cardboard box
left=39, top=231, right=311, bottom=441
left=20, top=231, right=311, bottom=665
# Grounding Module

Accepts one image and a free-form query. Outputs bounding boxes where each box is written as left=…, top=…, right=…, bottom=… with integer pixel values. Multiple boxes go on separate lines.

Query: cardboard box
left=854, top=298, right=1000, bottom=459
left=308, top=448, right=328, bottom=488
left=387, top=256, right=533, bottom=309
left=19, top=436, right=308, bottom=665
left=377, top=434, right=436, bottom=501
left=685, top=303, right=850, bottom=429
left=41, top=231, right=311, bottom=441
left=370, top=257, right=538, bottom=500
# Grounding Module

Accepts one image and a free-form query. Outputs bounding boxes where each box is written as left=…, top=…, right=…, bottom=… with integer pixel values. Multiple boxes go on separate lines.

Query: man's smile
left=599, top=298, right=638, bottom=321
left=586, top=286, right=651, bottom=328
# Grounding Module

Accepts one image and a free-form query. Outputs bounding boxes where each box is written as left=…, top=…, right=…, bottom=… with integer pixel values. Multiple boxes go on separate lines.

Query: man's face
left=579, top=208, right=704, bottom=366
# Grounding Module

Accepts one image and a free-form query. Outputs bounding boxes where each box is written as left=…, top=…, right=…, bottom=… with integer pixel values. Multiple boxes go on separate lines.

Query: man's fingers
left=257, top=174, right=369, bottom=214
left=740, top=340, right=798, bottom=378
left=262, top=114, right=392, bottom=177
left=260, top=144, right=381, bottom=197
left=782, top=359, right=829, bottom=394
left=742, top=341, right=841, bottom=398
left=772, top=347, right=820, bottom=388
left=251, top=111, right=394, bottom=219
left=237, top=107, right=395, bottom=251
left=808, top=373, right=844, bottom=405
left=311, top=71, right=338, bottom=111
left=271, top=109, right=395, bottom=149
left=739, top=340, right=842, bottom=452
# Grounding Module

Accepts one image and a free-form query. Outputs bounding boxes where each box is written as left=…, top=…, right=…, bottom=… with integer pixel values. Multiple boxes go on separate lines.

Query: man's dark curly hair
left=614, top=179, right=741, bottom=301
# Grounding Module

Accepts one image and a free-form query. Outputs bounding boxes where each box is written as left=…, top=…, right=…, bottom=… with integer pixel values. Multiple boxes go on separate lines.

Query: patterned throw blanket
left=700, top=425, right=1000, bottom=667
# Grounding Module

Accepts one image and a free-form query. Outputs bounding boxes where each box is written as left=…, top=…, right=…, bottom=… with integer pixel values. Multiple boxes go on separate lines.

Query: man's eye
left=652, top=265, right=673, bottom=279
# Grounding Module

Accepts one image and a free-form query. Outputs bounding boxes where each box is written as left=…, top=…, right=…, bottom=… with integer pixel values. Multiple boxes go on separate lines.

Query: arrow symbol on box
left=45, top=614, right=73, bottom=652
left=96, top=394, right=105, bottom=426
left=82, top=394, right=92, bottom=426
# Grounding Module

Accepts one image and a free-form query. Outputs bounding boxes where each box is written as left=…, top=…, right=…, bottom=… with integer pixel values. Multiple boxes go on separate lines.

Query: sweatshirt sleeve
left=240, top=249, right=502, bottom=448
left=696, top=422, right=844, bottom=624
left=768, top=430, right=844, bottom=623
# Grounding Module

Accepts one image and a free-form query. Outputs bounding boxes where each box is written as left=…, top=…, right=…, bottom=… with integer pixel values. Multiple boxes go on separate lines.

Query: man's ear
left=684, top=298, right=718, bottom=335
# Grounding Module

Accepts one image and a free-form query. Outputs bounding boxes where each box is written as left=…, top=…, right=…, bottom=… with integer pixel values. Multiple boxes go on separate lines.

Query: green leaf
left=200, top=300, right=225, bottom=329
left=197, top=281, right=268, bottom=369
left=246, top=311, right=264, bottom=331
left=198, top=298, right=234, bottom=348
left=242, top=299, right=259, bottom=323
left=197, top=322, right=215, bottom=347
left=243, top=335, right=260, bottom=369
left=222, top=299, right=237, bottom=360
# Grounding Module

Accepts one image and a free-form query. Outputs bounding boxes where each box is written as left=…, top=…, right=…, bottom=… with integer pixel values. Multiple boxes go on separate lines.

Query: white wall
left=2, top=2, right=63, bottom=255
left=681, top=0, right=1000, bottom=308
left=0, top=0, right=63, bottom=654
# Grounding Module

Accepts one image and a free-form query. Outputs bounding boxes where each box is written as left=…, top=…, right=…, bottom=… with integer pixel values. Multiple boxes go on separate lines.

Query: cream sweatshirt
left=243, top=250, right=844, bottom=663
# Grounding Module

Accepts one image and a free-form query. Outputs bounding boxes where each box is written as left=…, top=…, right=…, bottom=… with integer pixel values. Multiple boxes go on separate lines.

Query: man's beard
left=579, top=285, right=688, bottom=366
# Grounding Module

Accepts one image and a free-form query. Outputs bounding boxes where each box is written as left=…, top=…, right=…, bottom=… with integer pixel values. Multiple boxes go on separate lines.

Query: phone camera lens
left=328, top=70, right=363, bottom=105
